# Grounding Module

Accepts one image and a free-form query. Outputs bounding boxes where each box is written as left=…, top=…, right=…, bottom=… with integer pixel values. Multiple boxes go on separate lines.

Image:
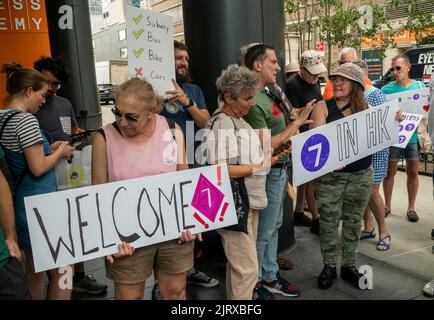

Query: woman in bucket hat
left=310, top=63, right=375, bottom=291
left=310, top=63, right=403, bottom=290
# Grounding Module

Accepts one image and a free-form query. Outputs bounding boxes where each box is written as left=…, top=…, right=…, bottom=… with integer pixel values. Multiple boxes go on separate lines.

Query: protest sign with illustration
left=126, top=6, right=175, bottom=96
left=386, top=87, right=430, bottom=116
left=393, top=113, right=423, bottom=148
left=25, top=165, right=237, bottom=272
left=291, top=100, right=399, bottom=187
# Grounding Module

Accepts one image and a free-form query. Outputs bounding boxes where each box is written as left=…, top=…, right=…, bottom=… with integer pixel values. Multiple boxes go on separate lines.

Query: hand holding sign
left=394, top=112, right=423, bottom=148
left=106, top=242, right=135, bottom=264
left=165, top=79, right=190, bottom=106
left=178, top=230, right=202, bottom=244
left=395, top=110, right=405, bottom=122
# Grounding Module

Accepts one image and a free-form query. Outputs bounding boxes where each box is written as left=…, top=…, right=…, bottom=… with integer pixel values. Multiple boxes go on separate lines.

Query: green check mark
left=133, top=14, right=143, bottom=25
left=133, top=28, right=144, bottom=40
left=133, top=48, right=144, bottom=58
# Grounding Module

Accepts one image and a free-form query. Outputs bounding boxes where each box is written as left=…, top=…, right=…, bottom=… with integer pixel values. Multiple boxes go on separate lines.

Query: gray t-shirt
left=35, top=96, right=78, bottom=141
left=205, top=111, right=267, bottom=210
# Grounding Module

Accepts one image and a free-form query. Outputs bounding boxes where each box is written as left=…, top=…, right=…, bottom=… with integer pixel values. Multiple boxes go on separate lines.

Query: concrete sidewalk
left=85, top=107, right=434, bottom=300
left=278, top=171, right=433, bottom=300
left=73, top=171, right=433, bottom=300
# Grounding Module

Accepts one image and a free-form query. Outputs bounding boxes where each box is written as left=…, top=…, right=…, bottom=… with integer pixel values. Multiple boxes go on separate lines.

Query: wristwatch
left=185, top=98, right=194, bottom=109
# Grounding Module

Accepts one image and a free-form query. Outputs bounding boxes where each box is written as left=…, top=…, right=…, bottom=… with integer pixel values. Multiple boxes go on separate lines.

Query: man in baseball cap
left=300, top=50, right=327, bottom=76
left=285, top=50, right=326, bottom=236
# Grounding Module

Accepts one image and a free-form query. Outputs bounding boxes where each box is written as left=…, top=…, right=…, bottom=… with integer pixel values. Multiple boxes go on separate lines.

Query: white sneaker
left=422, top=280, right=434, bottom=297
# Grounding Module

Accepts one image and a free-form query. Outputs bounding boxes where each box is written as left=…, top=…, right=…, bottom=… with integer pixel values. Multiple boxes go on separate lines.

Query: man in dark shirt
left=155, top=41, right=217, bottom=299
left=161, top=40, right=210, bottom=159
left=285, top=50, right=326, bottom=235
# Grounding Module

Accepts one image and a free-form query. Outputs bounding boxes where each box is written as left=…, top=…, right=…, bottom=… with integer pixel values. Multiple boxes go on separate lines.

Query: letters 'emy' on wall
left=0, top=0, right=51, bottom=104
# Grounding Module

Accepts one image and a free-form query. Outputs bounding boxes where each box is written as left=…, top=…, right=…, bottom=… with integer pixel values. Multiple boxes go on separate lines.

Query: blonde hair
left=116, top=78, right=163, bottom=113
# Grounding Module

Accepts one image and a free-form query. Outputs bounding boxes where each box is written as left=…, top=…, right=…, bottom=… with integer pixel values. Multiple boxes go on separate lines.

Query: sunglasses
left=111, top=107, right=143, bottom=123
left=390, top=66, right=403, bottom=72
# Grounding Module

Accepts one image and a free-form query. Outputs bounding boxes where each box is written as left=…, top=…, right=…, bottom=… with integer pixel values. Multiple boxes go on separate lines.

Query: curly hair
left=34, top=56, right=69, bottom=84
left=215, top=64, right=258, bottom=100
left=116, top=78, right=164, bottom=113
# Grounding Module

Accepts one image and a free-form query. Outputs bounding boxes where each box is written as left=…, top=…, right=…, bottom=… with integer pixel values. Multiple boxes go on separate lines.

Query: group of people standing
left=0, top=39, right=430, bottom=300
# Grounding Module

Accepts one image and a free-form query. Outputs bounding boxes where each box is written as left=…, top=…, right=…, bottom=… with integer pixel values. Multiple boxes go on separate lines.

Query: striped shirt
left=0, top=110, right=43, bottom=153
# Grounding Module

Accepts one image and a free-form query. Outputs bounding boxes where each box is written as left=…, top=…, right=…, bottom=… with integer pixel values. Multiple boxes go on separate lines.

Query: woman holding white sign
left=352, top=59, right=392, bottom=251
left=311, top=63, right=374, bottom=290
left=92, top=78, right=198, bottom=300
left=205, top=64, right=290, bottom=300
left=0, top=62, right=75, bottom=300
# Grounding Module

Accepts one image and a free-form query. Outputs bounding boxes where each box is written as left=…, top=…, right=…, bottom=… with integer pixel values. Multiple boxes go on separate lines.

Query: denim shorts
left=389, top=143, right=420, bottom=161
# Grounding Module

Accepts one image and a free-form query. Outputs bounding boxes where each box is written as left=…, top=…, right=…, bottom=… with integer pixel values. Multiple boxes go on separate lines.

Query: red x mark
left=135, top=67, right=143, bottom=77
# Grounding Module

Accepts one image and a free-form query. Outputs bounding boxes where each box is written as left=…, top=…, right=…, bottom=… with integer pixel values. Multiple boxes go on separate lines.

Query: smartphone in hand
left=273, top=141, right=291, bottom=156
left=72, top=141, right=82, bottom=148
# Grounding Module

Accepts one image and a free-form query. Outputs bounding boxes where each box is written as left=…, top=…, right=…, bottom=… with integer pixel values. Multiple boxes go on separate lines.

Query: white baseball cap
left=300, top=50, right=327, bottom=75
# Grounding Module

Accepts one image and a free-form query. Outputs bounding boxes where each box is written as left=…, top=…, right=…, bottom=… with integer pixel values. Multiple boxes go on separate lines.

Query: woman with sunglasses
left=310, top=63, right=374, bottom=290
left=92, top=78, right=198, bottom=300
left=0, top=62, right=75, bottom=299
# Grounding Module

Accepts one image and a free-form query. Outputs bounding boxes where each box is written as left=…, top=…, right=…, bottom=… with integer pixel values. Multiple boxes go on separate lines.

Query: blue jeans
left=257, top=167, right=288, bottom=281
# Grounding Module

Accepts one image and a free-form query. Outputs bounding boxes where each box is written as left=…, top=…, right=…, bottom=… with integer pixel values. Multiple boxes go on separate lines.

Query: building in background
left=361, top=0, right=434, bottom=81
left=90, top=0, right=433, bottom=83
left=89, top=0, right=104, bottom=32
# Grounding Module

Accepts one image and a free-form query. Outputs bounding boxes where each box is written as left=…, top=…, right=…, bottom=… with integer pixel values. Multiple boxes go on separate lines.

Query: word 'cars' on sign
left=126, top=5, right=175, bottom=96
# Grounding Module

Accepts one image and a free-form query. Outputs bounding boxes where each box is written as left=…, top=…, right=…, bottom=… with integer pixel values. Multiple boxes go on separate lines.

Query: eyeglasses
left=47, top=81, right=61, bottom=91
left=390, top=66, right=402, bottom=72
left=111, top=107, right=144, bottom=123
left=330, top=77, right=349, bottom=85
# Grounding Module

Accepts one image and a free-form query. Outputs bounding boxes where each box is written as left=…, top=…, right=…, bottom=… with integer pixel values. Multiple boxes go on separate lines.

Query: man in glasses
left=285, top=50, right=326, bottom=236
left=382, top=54, right=425, bottom=223
left=33, top=56, right=108, bottom=296
left=323, top=47, right=371, bottom=100
left=34, top=57, right=82, bottom=141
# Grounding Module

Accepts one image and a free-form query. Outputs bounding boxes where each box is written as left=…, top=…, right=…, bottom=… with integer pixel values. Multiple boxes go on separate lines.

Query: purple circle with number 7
left=405, top=123, right=415, bottom=131
left=301, top=134, right=330, bottom=172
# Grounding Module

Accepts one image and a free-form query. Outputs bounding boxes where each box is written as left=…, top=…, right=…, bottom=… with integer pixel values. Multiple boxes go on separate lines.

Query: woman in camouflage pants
left=310, top=63, right=373, bottom=290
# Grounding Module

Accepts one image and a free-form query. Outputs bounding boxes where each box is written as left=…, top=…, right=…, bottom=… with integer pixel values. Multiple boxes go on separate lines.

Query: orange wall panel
left=0, top=0, right=50, bottom=106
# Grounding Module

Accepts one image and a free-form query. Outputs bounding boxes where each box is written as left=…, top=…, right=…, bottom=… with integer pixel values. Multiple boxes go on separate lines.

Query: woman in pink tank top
left=92, top=78, right=199, bottom=300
